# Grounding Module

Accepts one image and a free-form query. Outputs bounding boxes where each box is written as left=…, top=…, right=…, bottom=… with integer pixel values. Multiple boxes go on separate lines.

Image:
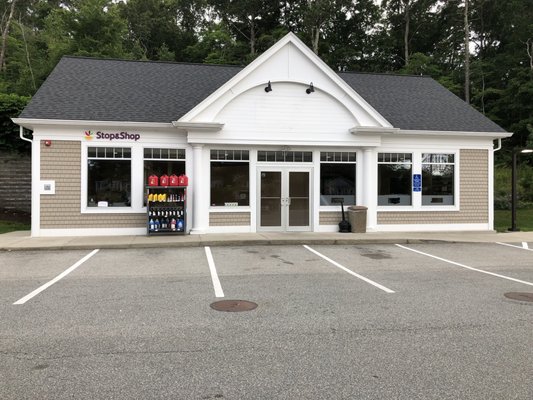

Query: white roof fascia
left=391, top=129, right=513, bottom=139
left=350, top=126, right=400, bottom=135
left=178, top=32, right=393, bottom=128
left=172, top=121, right=224, bottom=132
left=12, top=118, right=174, bottom=131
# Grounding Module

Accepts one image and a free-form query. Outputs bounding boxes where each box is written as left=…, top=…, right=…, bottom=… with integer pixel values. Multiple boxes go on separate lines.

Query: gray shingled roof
left=19, top=56, right=505, bottom=133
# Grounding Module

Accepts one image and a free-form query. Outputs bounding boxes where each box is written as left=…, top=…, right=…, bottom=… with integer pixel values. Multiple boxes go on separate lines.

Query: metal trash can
left=347, top=206, right=367, bottom=233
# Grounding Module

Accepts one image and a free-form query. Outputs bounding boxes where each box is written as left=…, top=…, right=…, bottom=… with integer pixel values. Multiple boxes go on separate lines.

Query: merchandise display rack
left=146, top=186, right=186, bottom=235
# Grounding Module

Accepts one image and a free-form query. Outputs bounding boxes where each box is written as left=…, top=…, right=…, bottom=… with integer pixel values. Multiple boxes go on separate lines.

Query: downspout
left=19, top=125, right=32, bottom=143
left=493, top=138, right=501, bottom=152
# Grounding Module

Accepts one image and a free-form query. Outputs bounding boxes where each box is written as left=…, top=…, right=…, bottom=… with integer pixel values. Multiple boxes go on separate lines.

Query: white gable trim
left=177, top=32, right=392, bottom=128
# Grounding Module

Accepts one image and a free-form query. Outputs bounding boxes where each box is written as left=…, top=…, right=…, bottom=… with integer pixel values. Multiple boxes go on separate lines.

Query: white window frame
left=81, top=144, right=138, bottom=213
left=421, top=153, right=456, bottom=208
left=209, top=149, right=251, bottom=210
left=142, top=146, right=186, bottom=205
left=377, top=149, right=459, bottom=212
left=318, top=151, right=357, bottom=209
left=377, top=152, right=413, bottom=210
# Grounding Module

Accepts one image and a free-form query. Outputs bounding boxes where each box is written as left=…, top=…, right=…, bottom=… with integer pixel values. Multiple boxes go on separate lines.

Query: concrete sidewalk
left=1, top=230, right=533, bottom=251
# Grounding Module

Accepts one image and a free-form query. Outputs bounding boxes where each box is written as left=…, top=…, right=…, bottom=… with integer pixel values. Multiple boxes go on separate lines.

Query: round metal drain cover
left=210, top=300, right=258, bottom=312
left=504, top=292, right=533, bottom=303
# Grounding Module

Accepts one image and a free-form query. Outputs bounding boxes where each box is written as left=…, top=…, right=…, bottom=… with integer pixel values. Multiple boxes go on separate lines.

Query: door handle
left=286, top=197, right=291, bottom=206
left=280, top=198, right=291, bottom=206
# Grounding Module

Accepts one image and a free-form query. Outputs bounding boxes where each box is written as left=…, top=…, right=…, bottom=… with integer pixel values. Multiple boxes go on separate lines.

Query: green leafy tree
left=208, top=0, right=282, bottom=61
left=0, top=93, right=30, bottom=153
left=184, top=21, right=247, bottom=64
left=119, top=0, right=203, bottom=61
left=44, top=0, right=129, bottom=61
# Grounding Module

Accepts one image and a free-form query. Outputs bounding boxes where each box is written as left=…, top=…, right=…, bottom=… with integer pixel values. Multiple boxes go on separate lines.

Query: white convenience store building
left=14, top=33, right=511, bottom=237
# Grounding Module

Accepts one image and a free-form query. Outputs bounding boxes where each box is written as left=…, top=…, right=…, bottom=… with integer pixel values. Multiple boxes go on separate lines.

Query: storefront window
left=378, top=153, right=412, bottom=206
left=210, top=150, right=249, bottom=206
left=143, top=148, right=186, bottom=205
left=422, top=153, right=455, bottom=205
left=88, top=147, right=131, bottom=207
left=320, top=152, right=356, bottom=206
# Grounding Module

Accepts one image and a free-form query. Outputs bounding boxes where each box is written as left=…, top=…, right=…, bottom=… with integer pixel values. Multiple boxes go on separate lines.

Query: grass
left=0, top=220, right=30, bottom=234
left=494, top=208, right=533, bottom=232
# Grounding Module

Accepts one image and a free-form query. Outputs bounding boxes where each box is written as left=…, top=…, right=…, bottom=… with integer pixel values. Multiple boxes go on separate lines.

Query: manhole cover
left=210, top=300, right=258, bottom=312
left=504, top=292, right=533, bottom=303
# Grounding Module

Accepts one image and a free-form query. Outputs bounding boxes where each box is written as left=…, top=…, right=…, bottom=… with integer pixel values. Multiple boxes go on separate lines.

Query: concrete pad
left=2, top=228, right=533, bottom=251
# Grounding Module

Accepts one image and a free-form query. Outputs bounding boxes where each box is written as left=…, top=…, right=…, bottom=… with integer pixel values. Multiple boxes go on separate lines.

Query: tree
left=463, top=0, right=470, bottom=103
left=0, top=92, right=30, bottom=153
left=0, top=0, right=18, bottom=70
left=208, top=0, right=282, bottom=61
left=44, top=0, right=129, bottom=61
left=380, top=0, right=440, bottom=69
left=119, top=0, right=203, bottom=62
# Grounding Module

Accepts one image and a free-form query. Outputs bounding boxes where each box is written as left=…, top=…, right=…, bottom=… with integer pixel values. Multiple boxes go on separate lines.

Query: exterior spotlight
left=264, top=81, right=272, bottom=93
left=306, top=82, right=314, bottom=94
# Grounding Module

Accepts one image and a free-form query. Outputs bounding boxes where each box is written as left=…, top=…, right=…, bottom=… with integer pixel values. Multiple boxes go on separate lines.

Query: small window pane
left=88, top=147, right=97, bottom=158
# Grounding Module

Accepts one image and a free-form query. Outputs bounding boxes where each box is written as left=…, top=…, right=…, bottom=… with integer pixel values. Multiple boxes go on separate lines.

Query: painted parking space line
left=303, top=245, right=395, bottom=293
left=496, top=242, right=533, bottom=252
left=13, top=249, right=100, bottom=305
left=396, top=244, right=533, bottom=287
left=204, top=246, right=224, bottom=298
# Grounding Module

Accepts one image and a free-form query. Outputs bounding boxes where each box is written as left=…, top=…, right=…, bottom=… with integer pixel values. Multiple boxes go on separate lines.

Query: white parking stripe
left=303, top=245, right=395, bottom=293
left=13, top=249, right=100, bottom=305
left=496, top=242, right=533, bottom=252
left=522, top=242, right=529, bottom=249
left=204, top=246, right=224, bottom=298
left=396, top=244, right=533, bottom=287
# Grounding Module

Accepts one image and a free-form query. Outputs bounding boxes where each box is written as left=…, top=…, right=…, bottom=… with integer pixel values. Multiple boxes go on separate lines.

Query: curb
left=0, top=237, right=458, bottom=251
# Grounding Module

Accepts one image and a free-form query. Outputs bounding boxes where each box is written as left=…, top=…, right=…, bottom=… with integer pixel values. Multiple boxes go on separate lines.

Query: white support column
left=191, top=144, right=207, bottom=233
left=362, top=148, right=377, bottom=231
left=31, top=138, right=41, bottom=237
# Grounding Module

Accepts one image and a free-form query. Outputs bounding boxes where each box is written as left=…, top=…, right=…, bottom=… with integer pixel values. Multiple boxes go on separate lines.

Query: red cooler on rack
left=148, top=175, right=159, bottom=186
left=178, top=174, right=188, bottom=186
left=159, top=174, right=169, bottom=186
left=169, top=174, right=179, bottom=186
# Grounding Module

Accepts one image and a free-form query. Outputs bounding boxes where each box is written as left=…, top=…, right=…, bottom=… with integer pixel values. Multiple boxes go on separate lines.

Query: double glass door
left=258, top=168, right=311, bottom=231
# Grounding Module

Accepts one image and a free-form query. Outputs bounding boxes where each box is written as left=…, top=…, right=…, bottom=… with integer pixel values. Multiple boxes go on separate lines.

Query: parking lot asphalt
left=1, top=242, right=532, bottom=399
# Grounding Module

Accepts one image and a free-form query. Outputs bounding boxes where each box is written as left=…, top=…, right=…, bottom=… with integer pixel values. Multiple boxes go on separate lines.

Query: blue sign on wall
left=413, top=174, right=422, bottom=192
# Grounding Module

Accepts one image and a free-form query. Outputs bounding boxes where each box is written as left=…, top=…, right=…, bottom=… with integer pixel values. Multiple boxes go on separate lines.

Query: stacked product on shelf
left=146, top=174, right=188, bottom=235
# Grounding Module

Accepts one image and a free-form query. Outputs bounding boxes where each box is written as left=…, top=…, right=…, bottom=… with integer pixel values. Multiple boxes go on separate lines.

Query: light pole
left=509, top=148, right=533, bottom=231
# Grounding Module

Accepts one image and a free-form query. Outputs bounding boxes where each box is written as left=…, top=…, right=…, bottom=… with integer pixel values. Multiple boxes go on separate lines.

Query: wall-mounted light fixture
left=306, top=82, right=315, bottom=94
left=264, top=81, right=272, bottom=93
